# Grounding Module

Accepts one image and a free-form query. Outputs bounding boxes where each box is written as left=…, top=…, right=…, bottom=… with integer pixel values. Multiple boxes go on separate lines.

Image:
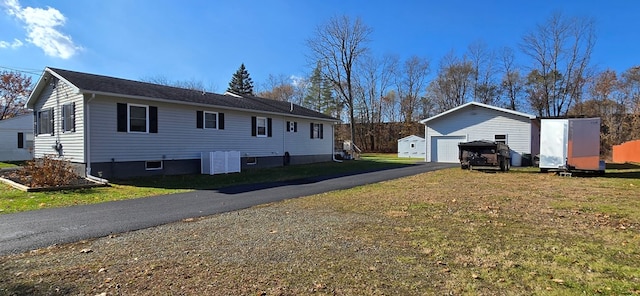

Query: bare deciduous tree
left=427, top=51, right=475, bottom=112
left=520, top=13, right=595, bottom=117
left=499, top=47, right=525, bottom=110
left=468, top=40, right=499, bottom=105
left=396, top=55, right=430, bottom=122
left=258, top=74, right=298, bottom=102
left=0, top=71, right=32, bottom=120
left=307, top=15, right=372, bottom=146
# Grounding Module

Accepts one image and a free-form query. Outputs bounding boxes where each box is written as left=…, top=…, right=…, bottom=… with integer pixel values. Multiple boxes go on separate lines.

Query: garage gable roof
left=419, top=102, right=536, bottom=124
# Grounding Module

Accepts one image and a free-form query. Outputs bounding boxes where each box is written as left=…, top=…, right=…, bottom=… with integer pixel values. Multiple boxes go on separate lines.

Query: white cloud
left=290, top=75, right=307, bottom=87
left=0, top=38, right=23, bottom=48
left=2, top=0, right=81, bottom=59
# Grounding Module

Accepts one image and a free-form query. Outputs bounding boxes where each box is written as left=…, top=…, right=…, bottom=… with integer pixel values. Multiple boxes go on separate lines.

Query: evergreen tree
left=227, top=63, right=254, bottom=96
left=304, top=62, right=335, bottom=116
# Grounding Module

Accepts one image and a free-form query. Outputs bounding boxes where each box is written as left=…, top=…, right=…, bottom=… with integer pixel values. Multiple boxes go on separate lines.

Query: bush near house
left=14, top=155, right=79, bottom=187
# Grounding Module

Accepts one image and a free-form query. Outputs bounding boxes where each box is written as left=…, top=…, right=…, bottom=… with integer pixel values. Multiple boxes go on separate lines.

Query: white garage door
left=431, top=136, right=466, bottom=163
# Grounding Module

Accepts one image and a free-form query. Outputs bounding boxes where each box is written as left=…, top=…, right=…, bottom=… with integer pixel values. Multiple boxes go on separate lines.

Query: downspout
left=332, top=122, right=342, bottom=163
left=85, top=93, right=108, bottom=183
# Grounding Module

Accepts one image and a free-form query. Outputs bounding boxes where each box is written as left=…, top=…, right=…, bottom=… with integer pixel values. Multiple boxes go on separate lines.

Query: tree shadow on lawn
left=114, top=162, right=420, bottom=192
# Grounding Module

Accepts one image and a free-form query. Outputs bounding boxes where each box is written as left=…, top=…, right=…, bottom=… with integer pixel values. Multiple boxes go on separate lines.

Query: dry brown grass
left=1, top=168, right=639, bottom=295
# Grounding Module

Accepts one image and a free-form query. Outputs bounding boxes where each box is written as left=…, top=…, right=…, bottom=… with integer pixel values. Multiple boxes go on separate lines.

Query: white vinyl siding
left=32, top=81, right=85, bottom=162
left=87, top=96, right=334, bottom=163
left=425, top=106, right=532, bottom=166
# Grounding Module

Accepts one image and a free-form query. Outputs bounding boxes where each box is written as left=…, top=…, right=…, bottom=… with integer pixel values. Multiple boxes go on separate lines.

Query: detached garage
left=419, top=102, right=537, bottom=166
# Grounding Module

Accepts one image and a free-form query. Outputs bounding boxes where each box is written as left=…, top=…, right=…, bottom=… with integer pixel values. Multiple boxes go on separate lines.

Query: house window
left=129, top=104, right=148, bottom=133
left=197, top=111, right=225, bottom=130
left=145, top=160, right=163, bottom=170
left=495, top=134, right=507, bottom=144
left=256, top=117, right=267, bottom=137
left=310, top=123, right=324, bottom=139
left=204, top=112, right=218, bottom=129
left=37, top=108, right=54, bottom=135
left=410, top=143, right=415, bottom=149
left=62, top=103, right=75, bottom=132
left=287, top=121, right=297, bottom=132
left=17, top=132, right=24, bottom=148
left=246, top=157, right=257, bottom=165
left=117, top=103, right=158, bottom=133
left=251, top=116, right=272, bottom=137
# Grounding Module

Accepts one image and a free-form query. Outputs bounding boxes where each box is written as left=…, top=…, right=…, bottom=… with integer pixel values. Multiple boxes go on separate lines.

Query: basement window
left=145, top=160, right=163, bottom=170
left=246, top=157, right=257, bottom=165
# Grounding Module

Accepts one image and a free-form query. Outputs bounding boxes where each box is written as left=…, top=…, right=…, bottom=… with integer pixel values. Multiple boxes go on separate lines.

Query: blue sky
left=1, top=0, right=639, bottom=92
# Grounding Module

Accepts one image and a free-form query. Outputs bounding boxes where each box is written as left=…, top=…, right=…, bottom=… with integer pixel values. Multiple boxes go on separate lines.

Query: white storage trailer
left=539, top=118, right=603, bottom=172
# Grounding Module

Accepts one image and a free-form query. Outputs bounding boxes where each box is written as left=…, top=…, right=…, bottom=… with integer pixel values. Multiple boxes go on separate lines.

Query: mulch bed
left=0, top=168, right=107, bottom=192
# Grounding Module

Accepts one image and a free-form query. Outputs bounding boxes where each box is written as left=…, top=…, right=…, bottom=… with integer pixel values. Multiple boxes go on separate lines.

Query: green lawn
left=0, top=154, right=420, bottom=214
left=0, top=161, right=22, bottom=169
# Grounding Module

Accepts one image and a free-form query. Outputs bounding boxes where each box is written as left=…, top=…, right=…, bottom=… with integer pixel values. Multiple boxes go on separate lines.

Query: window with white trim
left=129, top=104, right=148, bottom=133
left=145, top=160, right=163, bottom=170
left=310, top=123, right=323, bottom=139
left=117, top=103, right=158, bottom=133
left=256, top=117, right=267, bottom=137
left=204, top=111, right=218, bottom=129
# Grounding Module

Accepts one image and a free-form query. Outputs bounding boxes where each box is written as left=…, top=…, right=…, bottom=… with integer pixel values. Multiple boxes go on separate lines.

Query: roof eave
left=26, top=67, right=81, bottom=109
left=420, top=102, right=536, bottom=124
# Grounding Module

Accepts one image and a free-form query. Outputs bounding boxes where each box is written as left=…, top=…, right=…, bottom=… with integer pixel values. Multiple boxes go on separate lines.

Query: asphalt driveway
left=0, top=162, right=455, bottom=255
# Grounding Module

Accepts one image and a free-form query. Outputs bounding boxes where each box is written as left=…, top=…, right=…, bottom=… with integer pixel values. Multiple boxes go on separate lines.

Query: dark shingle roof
left=47, top=67, right=337, bottom=121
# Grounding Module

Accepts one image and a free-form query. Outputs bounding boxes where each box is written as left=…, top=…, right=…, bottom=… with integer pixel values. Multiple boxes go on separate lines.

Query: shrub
left=18, top=155, right=79, bottom=187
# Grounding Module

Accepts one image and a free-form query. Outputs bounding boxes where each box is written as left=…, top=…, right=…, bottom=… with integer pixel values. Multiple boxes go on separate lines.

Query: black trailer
left=458, top=140, right=511, bottom=171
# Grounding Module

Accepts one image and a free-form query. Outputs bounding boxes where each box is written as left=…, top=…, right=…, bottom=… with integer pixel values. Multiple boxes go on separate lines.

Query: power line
left=0, top=65, right=43, bottom=76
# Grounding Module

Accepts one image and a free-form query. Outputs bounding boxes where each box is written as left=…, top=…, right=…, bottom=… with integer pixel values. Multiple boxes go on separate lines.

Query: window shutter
left=61, top=105, right=66, bottom=132
left=17, top=132, right=24, bottom=148
left=320, top=124, right=324, bottom=139
left=310, top=123, right=314, bottom=139
left=286, top=121, right=290, bottom=132
left=149, top=106, right=158, bottom=133
left=49, top=108, right=54, bottom=135
left=117, top=103, right=127, bottom=132
left=294, top=122, right=297, bottom=132
left=33, top=111, right=37, bottom=136
left=251, top=116, right=257, bottom=136
left=219, top=113, right=225, bottom=130
left=71, top=102, right=76, bottom=132
left=196, top=111, right=203, bottom=128
left=267, top=118, right=272, bottom=137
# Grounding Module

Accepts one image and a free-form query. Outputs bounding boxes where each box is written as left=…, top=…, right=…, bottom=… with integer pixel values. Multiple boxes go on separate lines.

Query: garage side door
left=431, top=136, right=466, bottom=163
